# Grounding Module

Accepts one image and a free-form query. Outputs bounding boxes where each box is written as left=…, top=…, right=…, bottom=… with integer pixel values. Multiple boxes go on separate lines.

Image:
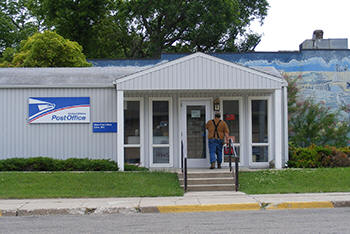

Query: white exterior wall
left=0, top=88, right=118, bottom=160
left=126, top=90, right=275, bottom=169
left=0, top=87, right=284, bottom=169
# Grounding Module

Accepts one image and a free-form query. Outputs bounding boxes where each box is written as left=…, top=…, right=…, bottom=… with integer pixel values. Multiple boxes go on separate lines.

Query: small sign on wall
left=93, top=122, right=117, bottom=132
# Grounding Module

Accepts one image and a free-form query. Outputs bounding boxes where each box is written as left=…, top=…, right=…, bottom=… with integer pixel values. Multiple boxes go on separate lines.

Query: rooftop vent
left=299, top=30, right=348, bottom=50
left=312, top=30, right=324, bottom=40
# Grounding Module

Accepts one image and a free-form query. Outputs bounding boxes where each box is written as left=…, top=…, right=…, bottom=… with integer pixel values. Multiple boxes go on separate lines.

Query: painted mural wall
left=91, top=50, right=350, bottom=120
left=164, top=51, right=350, bottom=120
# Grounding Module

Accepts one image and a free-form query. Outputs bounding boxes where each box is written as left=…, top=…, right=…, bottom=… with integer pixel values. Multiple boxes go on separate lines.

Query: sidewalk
left=1, top=192, right=350, bottom=216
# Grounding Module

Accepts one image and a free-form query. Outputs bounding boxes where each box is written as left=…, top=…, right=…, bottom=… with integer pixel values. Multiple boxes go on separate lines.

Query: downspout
left=282, top=86, right=289, bottom=166
left=115, top=81, right=125, bottom=171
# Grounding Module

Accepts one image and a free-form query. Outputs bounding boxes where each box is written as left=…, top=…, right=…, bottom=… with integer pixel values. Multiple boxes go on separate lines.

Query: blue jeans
left=208, top=139, right=223, bottom=164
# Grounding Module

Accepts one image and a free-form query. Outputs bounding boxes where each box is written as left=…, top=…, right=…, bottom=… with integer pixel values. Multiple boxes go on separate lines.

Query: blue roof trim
left=89, top=50, right=350, bottom=72
left=88, top=59, right=162, bottom=67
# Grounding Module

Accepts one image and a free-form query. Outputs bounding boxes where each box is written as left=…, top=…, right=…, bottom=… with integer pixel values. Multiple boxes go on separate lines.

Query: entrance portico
left=115, top=52, right=288, bottom=171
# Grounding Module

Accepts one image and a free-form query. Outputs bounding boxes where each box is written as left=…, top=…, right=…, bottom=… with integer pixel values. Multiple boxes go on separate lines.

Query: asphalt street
left=1, top=207, right=350, bottom=234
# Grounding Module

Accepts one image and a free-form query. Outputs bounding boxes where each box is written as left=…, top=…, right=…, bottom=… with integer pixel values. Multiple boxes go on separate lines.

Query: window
left=222, top=99, right=241, bottom=162
left=250, top=99, right=269, bottom=163
left=124, top=99, right=142, bottom=164
left=150, top=98, right=172, bottom=166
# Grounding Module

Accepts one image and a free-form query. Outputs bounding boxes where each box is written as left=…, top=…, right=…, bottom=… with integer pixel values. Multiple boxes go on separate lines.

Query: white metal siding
left=117, top=56, right=283, bottom=91
left=126, top=90, right=273, bottom=169
left=0, top=88, right=117, bottom=160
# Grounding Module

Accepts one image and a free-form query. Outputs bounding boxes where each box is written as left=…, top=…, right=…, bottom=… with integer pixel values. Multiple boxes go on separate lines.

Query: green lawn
left=239, top=167, right=350, bottom=194
left=1, top=168, right=350, bottom=199
left=0, top=171, right=184, bottom=199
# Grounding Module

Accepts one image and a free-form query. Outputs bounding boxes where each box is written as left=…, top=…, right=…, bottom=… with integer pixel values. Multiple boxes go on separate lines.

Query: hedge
left=124, top=164, right=148, bottom=171
left=0, top=157, right=118, bottom=171
left=288, top=144, right=350, bottom=168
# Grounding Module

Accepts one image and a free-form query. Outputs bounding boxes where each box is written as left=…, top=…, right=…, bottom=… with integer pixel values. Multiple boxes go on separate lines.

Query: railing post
left=184, top=157, right=187, bottom=192
left=230, top=138, right=239, bottom=192
left=229, top=155, right=232, bottom=172
left=181, top=140, right=184, bottom=173
left=235, top=157, right=239, bottom=191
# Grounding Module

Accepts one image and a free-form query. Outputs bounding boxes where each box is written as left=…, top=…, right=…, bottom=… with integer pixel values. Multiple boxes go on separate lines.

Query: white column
left=282, top=86, right=289, bottom=164
left=117, top=90, right=124, bottom=171
left=274, top=89, right=282, bottom=169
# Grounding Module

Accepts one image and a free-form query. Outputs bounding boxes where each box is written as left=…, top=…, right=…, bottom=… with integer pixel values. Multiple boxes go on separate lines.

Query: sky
left=252, top=0, right=350, bottom=51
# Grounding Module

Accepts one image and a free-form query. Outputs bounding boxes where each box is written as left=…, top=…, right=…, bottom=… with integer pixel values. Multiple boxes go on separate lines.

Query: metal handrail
left=232, top=142, right=239, bottom=192
left=181, top=140, right=184, bottom=173
left=181, top=140, right=187, bottom=192
left=227, top=139, right=239, bottom=191
left=184, top=157, right=187, bottom=192
left=234, top=157, right=239, bottom=192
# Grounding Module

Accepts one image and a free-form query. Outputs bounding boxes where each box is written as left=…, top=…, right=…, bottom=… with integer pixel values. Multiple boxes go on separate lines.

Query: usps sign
left=28, top=97, right=90, bottom=123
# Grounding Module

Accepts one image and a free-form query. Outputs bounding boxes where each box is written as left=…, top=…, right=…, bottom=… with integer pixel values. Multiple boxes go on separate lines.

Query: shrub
left=124, top=164, right=149, bottom=171
left=286, top=75, right=350, bottom=147
left=288, top=145, right=320, bottom=168
left=25, top=157, right=57, bottom=171
left=288, top=144, right=350, bottom=168
left=0, top=158, right=27, bottom=171
left=289, top=100, right=350, bottom=147
left=0, top=157, right=118, bottom=171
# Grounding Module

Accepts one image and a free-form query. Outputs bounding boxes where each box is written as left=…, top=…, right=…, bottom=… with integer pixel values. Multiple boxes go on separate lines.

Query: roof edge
left=0, top=84, right=114, bottom=89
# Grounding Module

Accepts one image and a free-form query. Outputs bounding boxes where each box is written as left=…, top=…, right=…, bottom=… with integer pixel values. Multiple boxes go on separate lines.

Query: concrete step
left=178, top=172, right=233, bottom=178
left=178, top=170, right=236, bottom=192
left=180, top=184, right=235, bottom=192
left=179, top=177, right=234, bottom=185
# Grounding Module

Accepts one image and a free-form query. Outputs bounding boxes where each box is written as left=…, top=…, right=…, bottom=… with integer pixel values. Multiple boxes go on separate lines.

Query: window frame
left=220, top=97, right=243, bottom=165
left=149, top=97, right=173, bottom=167
left=248, top=96, right=272, bottom=167
left=123, top=97, right=144, bottom=166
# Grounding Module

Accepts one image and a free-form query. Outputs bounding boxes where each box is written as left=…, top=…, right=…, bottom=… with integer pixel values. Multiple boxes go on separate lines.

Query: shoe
left=217, top=163, right=221, bottom=169
left=210, top=162, right=215, bottom=169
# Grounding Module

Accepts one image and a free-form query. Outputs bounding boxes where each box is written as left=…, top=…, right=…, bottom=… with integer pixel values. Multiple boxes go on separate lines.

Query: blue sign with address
left=93, top=122, right=117, bottom=132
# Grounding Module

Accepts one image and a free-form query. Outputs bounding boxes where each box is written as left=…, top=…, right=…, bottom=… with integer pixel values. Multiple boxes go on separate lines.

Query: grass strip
left=239, top=167, right=350, bottom=194
left=0, top=171, right=184, bottom=199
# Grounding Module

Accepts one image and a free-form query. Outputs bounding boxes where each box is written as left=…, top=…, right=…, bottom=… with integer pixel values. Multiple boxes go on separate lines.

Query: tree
left=289, top=100, right=350, bottom=147
left=27, top=0, right=268, bottom=58
left=116, top=0, right=269, bottom=58
left=27, top=0, right=113, bottom=57
left=11, top=31, right=91, bottom=67
left=0, top=0, right=39, bottom=53
left=286, top=75, right=350, bottom=147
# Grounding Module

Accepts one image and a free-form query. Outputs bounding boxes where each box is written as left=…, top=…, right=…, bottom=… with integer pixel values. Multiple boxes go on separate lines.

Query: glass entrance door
left=181, top=100, right=210, bottom=168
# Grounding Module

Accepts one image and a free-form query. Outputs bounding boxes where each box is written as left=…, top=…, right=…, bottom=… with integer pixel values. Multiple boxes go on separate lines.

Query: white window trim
left=220, top=97, right=244, bottom=166
left=149, top=97, right=173, bottom=167
left=248, top=96, right=272, bottom=167
left=124, top=97, right=144, bottom=166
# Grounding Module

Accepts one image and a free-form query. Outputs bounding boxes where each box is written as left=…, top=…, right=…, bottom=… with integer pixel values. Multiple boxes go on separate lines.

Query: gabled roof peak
left=116, top=52, right=287, bottom=91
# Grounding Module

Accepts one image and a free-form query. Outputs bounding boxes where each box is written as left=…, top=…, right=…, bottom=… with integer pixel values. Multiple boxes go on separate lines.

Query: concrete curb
left=0, top=207, right=139, bottom=217
left=332, top=201, right=350, bottom=208
left=141, top=200, right=350, bottom=214
left=264, top=201, right=334, bottom=210
left=2, top=200, right=350, bottom=216
left=140, top=203, right=261, bottom=213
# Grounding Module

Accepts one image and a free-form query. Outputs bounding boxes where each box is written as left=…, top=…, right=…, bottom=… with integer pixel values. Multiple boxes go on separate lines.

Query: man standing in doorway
left=206, top=111, right=229, bottom=169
